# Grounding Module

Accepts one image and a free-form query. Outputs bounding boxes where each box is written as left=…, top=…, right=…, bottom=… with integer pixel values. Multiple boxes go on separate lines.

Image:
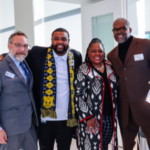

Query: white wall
left=128, top=0, right=150, bottom=38
left=0, top=0, right=15, bottom=29
left=0, top=0, right=15, bottom=54
left=33, top=0, right=80, bottom=21
left=14, top=0, right=35, bottom=47
left=34, top=1, right=82, bottom=53
left=127, top=0, right=139, bottom=37
left=145, top=0, right=150, bottom=32
left=43, top=1, right=80, bottom=17
left=81, top=0, right=124, bottom=60
left=0, top=31, right=15, bottom=54
left=43, top=14, right=82, bottom=53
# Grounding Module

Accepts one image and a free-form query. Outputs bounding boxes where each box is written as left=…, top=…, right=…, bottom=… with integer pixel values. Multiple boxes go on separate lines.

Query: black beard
left=52, top=44, right=68, bottom=55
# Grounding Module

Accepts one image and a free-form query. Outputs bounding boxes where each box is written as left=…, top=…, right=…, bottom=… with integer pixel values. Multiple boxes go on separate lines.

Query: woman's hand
left=105, top=60, right=112, bottom=65
left=86, top=117, right=99, bottom=134
left=0, top=55, right=3, bottom=60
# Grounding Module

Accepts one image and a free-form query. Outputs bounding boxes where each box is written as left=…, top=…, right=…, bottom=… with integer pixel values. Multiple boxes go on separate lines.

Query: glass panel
left=145, top=32, right=150, bottom=39
left=92, top=13, right=114, bottom=55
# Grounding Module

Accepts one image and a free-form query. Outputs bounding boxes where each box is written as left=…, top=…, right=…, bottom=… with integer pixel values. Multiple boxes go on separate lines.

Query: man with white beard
left=0, top=31, right=38, bottom=150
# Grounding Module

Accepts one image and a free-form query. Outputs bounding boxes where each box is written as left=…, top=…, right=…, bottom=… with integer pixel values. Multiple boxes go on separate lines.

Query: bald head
left=113, top=18, right=130, bottom=27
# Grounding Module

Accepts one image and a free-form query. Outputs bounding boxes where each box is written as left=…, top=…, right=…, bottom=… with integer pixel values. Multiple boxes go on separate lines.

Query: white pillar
left=13, top=0, right=35, bottom=47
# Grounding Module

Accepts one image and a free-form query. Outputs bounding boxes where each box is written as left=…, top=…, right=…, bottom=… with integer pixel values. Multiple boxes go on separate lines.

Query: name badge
left=146, top=90, right=150, bottom=103
left=134, top=54, right=144, bottom=61
left=5, top=71, right=15, bottom=78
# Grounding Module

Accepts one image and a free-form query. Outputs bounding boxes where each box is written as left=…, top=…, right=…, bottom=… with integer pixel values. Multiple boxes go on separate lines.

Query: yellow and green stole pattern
left=41, top=48, right=77, bottom=127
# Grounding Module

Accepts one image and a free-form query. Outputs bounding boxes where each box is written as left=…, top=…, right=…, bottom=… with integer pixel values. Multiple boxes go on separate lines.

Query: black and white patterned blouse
left=74, top=62, right=118, bottom=150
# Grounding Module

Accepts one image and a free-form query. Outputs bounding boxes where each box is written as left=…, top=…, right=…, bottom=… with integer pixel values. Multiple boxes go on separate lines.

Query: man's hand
left=0, top=55, right=3, bottom=61
left=86, top=117, right=99, bottom=134
left=0, top=129, right=7, bottom=144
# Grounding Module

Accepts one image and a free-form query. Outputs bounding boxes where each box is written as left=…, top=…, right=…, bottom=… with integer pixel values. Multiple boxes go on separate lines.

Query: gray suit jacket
left=0, top=54, right=38, bottom=136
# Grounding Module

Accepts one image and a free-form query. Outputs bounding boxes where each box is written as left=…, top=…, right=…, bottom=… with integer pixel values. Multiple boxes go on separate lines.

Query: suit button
left=126, top=98, right=128, bottom=101
left=28, top=104, right=31, bottom=106
left=124, top=68, right=126, bottom=70
left=148, top=81, right=150, bottom=84
left=125, top=77, right=127, bottom=80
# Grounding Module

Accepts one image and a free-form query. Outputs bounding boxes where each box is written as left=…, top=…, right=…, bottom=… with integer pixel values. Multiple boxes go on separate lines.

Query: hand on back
left=0, top=55, right=3, bottom=60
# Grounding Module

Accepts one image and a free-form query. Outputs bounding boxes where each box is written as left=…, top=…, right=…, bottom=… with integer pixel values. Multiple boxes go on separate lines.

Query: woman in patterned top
left=74, top=38, right=118, bottom=150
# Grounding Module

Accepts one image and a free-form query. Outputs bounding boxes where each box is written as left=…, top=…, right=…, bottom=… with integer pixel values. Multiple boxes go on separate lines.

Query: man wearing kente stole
left=26, top=28, right=82, bottom=150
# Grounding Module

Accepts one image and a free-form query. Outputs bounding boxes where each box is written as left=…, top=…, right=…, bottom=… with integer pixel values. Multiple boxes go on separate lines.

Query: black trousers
left=102, top=115, right=114, bottom=150
left=39, top=120, right=74, bottom=150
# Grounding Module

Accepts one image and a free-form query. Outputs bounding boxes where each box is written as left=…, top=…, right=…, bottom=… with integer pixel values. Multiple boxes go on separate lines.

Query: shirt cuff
left=0, top=127, right=3, bottom=131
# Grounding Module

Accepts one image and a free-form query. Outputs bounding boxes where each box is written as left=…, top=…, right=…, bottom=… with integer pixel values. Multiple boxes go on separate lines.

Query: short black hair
left=51, top=28, right=70, bottom=38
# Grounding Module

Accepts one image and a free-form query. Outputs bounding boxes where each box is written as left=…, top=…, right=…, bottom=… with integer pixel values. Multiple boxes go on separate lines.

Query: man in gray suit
left=0, top=31, right=38, bottom=150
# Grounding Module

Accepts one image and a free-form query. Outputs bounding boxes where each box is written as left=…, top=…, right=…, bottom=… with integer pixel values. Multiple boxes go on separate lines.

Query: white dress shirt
left=41, top=50, right=69, bottom=121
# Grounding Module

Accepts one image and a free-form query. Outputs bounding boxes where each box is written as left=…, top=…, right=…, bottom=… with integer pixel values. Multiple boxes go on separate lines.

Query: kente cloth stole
left=41, top=48, right=77, bottom=127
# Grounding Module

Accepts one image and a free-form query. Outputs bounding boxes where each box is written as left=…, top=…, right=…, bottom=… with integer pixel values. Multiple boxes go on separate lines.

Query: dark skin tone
left=113, top=19, right=132, bottom=44
left=86, top=43, right=105, bottom=134
left=51, top=31, right=70, bottom=56
left=86, top=118, right=99, bottom=134
left=88, top=43, right=105, bottom=73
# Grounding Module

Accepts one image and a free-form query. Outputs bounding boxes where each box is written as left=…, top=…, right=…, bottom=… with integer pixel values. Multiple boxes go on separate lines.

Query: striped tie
left=20, top=62, right=31, bottom=87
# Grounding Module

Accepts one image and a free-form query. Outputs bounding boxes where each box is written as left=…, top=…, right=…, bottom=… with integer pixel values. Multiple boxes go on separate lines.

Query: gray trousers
left=0, top=124, right=37, bottom=150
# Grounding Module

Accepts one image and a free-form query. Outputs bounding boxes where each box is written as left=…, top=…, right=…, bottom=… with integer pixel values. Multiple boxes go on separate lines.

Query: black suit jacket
left=26, top=46, right=82, bottom=122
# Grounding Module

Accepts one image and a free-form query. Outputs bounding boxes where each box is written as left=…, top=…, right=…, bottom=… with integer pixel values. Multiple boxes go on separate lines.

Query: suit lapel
left=124, top=37, right=138, bottom=66
left=6, top=55, right=28, bottom=87
left=114, top=46, right=124, bottom=67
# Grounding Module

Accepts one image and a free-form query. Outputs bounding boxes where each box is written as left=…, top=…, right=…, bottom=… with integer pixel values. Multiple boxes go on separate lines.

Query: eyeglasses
left=10, top=43, right=30, bottom=49
left=112, top=26, right=129, bottom=33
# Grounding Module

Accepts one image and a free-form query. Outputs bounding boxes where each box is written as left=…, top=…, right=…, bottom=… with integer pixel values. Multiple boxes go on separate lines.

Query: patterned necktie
left=20, top=62, right=31, bottom=87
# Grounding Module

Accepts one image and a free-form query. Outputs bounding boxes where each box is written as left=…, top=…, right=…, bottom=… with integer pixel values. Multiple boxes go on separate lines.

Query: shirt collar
left=8, top=53, right=21, bottom=67
left=52, top=48, right=69, bottom=61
